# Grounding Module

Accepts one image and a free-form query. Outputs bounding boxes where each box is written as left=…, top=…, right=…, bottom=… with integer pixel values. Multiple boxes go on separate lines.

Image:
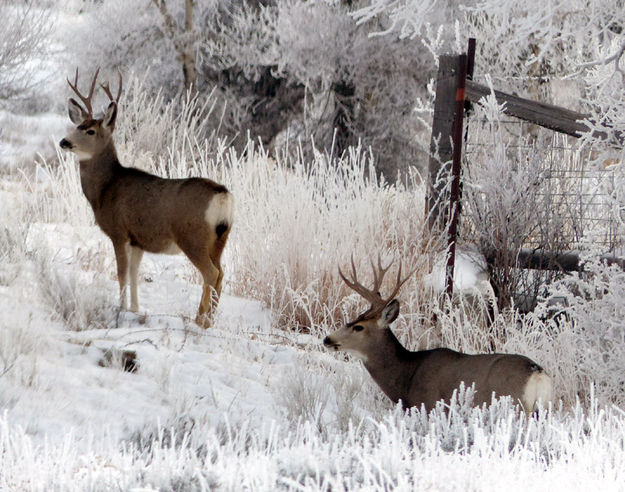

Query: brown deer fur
left=324, top=260, right=553, bottom=415
left=60, top=70, right=233, bottom=327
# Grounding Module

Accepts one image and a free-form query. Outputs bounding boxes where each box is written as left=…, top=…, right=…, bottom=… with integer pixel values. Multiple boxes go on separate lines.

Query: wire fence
left=461, top=115, right=624, bottom=311
left=464, top=117, right=623, bottom=255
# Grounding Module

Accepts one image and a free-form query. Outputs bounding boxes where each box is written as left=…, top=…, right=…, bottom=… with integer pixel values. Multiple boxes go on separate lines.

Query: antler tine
left=339, top=255, right=417, bottom=317
left=338, top=254, right=364, bottom=295
left=370, top=254, right=392, bottom=293
left=385, top=260, right=418, bottom=303
left=66, top=67, right=100, bottom=117
left=99, top=68, right=123, bottom=104
left=338, top=254, right=385, bottom=308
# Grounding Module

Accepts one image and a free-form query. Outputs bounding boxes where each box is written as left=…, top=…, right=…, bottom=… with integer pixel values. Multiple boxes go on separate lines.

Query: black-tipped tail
left=216, top=221, right=229, bottom=239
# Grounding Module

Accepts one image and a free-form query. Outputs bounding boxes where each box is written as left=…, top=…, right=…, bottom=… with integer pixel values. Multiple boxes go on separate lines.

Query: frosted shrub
left=34, top=150, right=92, bottom=227
left=461, top=94, right=579, bottom=311
left=35, top=250, right=115, bottom=331
left=114, top=77, right=224, bottom=170
left=533, top=257, right=625, bottom=406
left=0, top=317, right=42, bottom=388
left=275, top=354, right=390, bottom=434
left=222, top=145, right=437, bottom=332
left=2, top=393, right=625, bottom=490
left=274, top=358, right=332, bottom=432
left=0, top=203, right=31, bottom=286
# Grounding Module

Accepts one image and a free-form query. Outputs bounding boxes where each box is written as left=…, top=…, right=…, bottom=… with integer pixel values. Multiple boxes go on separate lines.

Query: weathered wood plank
left=465, top=80, right=598, bottom=138
left=484, top=247, right=625, bottom=272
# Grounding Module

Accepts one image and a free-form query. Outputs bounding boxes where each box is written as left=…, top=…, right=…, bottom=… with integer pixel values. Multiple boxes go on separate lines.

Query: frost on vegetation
left=1, top=387, right=624, bottom=490
left=533, top=257, right=625, bottom=407
left=35, top=250, right=115, bottom=332
left=0, top=317, right=42, bottom=389
left=275, top=354, right=392, bottom=435
left=115, top=77, right=225, bottom=170
left=0, top=215, right=30, bottom=286
left=0, top=1, right=53, bottom=106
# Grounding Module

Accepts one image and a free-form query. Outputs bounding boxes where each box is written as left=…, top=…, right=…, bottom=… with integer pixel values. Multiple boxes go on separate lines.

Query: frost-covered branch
left=353, top=0, right=440, bottom=39
left=0, top=1, right=52, bottom=103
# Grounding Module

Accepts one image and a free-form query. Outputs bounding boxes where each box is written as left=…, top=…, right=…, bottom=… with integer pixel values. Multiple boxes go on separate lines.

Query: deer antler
left=67, top=68, right=100, bottom=117
left=99, top=68, right=123, bottom=104
left=339, top=255, right=414, bottom=318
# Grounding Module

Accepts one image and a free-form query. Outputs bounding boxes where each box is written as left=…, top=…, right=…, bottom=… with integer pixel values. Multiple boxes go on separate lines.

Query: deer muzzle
left=59, top=138, right=73, bottom=149
left=323, top=336, right=340, bottom=349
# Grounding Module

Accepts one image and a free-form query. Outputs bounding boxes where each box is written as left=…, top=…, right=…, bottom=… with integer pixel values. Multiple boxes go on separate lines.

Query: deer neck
left=363, top=328, right=417, bottom=406
left=78, top=142, right=121, bottom=210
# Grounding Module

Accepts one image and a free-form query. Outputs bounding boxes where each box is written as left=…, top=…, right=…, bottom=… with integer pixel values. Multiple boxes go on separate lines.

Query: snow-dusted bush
left=1, top=388, right=624, bottom=490
left=211, top=0, right=431, bottom=174
left=274, top=353, right=392, bottom=434
left=35, top=249, right=115, bottom=331
left=0, top=317, right=42, bottom=387
left=530, top=257, right=625, bottom=407
left=460, top=93, right=585, bottom=310
left=0, top=199, right=32, bottom=286
left=0, top=1, right=53, bottom=108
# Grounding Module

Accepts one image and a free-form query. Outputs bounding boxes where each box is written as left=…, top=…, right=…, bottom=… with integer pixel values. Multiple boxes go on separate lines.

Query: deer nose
left=59, top=138, right=72, bottom=149
left=323, top=336, right=337, bottom=348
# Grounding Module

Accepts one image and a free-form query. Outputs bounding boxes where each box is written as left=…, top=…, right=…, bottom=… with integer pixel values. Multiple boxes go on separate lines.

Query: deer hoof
left=195, top=313, right=213, bottom=329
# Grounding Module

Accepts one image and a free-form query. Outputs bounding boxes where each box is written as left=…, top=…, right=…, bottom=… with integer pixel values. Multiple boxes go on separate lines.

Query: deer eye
left=86, top=129, right=95, bottom=135
left=353, top=325, right=364, bottom=332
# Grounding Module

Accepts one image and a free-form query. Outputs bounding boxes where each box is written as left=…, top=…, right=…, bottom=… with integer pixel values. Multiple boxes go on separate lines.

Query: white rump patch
left=205, top=192, right=234, bottom=229
left=522, top=371, right=554, bottom=412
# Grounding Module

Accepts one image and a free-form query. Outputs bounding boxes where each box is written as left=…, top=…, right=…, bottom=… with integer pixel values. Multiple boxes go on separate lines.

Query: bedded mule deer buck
left=323, top=258, right=553, bottom=415
left=59, top=69, right=233, bottom=327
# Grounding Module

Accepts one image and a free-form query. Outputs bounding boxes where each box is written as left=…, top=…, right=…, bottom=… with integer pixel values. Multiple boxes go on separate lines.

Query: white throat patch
left=345, top=349, right=368, bottom=363
left=74, top=150, right=93, bottom=161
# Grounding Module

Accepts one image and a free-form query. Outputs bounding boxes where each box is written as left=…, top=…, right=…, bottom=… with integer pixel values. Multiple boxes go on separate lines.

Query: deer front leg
left=113, top=241, right=130, bottom=310
left=178, top=235, right=223, bottom=328
left=129, top=246, right=144, bottom=312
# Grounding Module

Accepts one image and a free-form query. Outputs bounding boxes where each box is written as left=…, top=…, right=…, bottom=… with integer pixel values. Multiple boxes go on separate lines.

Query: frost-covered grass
left=1, top=77, right=625, bottom=489
left=1, top=389, right=625, bottom=490
left=0, top=110, right=66, bottom=171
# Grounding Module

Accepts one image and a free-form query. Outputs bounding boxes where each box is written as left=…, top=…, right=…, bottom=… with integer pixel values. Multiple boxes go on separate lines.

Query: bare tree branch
left=150, top=0, right=196, bottom=91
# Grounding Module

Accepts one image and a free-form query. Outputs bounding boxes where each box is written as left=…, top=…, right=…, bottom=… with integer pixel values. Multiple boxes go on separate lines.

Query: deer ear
left=102, top=101, right=117, bottom=129
left=379, top=299, right=400, bottom=327
left=68, top=98, right=88, bottom=124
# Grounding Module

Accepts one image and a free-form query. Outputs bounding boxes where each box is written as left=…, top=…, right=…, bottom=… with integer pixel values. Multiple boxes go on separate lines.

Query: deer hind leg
left=178, top=240, right=222, bottom=328
left=197, top=261, right=221, bottom=328
left=129, top=246, right=144, bottom=312
left=113, top=241, right=130, bottom=310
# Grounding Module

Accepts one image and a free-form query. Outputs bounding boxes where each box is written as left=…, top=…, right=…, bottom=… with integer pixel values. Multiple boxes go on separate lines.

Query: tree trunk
left=182, top=0, right=196, bottom=92
left=332, top=80, right=356, bottom=156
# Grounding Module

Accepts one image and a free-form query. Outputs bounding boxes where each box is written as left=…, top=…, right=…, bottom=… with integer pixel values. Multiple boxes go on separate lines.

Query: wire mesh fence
left=465, top=117, right=623, bottom=254
left=460, top=113, right=624, bottom=310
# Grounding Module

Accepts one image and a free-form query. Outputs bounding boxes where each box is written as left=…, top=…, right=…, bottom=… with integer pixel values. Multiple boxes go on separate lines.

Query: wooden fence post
left=427, top=55, right=460, bottom=230
left=445, top=54, right=468, bottom=298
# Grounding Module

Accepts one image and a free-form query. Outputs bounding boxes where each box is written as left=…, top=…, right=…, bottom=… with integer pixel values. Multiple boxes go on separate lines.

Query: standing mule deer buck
left=59, top=69, right=233, bottom=327
left=323, top=258, right=553, bottom=416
